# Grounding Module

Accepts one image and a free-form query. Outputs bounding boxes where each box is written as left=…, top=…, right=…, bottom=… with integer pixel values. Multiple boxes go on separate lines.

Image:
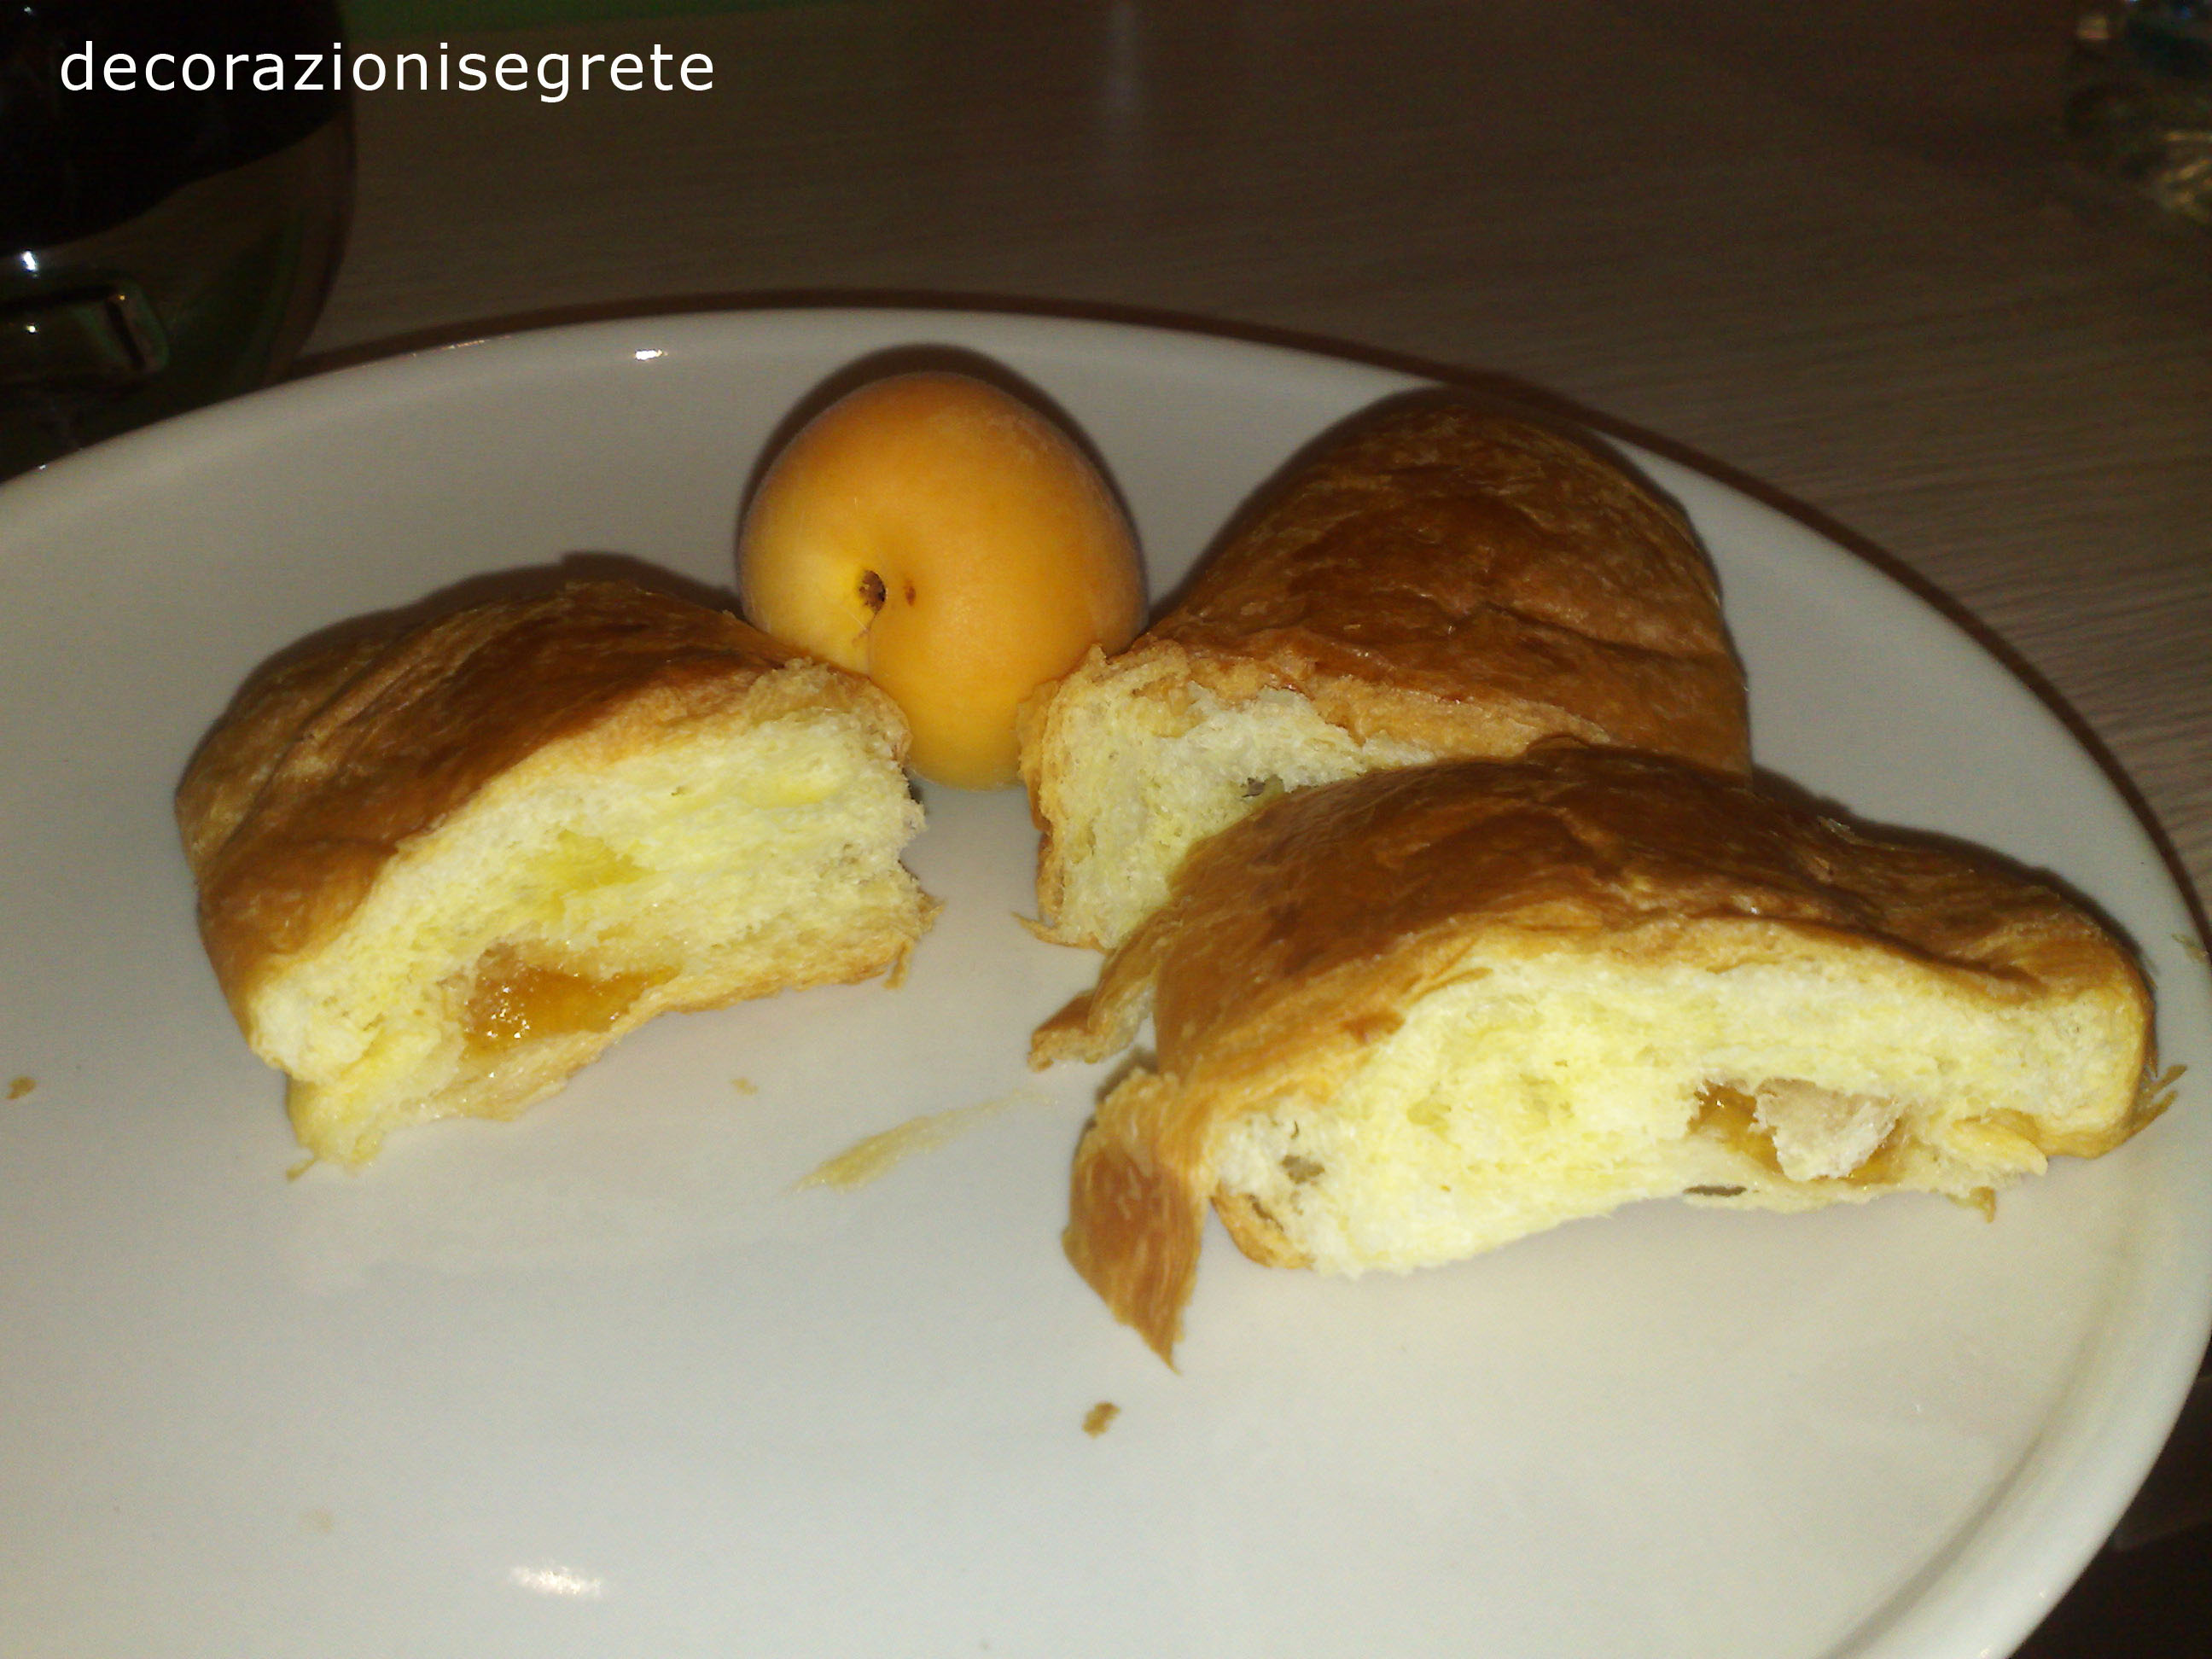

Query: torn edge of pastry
left=1037, top=746, right=2162, bottom=1364
left=1017, top=398, right=1752, bottom=953
left=176, top=579, right=935, bottom=1167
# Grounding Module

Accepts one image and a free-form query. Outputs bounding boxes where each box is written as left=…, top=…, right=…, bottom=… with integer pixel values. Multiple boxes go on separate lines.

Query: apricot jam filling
left=1692, top=1080, right=1908, bottom=1188
left=462, top=945, right=674, bottom=1055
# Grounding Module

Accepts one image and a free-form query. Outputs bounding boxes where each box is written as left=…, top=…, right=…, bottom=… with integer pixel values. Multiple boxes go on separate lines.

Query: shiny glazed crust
left=1039, top=747, right=2160, bottom=1362
left=1020, top=399, right=1751, bottom=946
left=1147, top=403, right=1746, bottom=768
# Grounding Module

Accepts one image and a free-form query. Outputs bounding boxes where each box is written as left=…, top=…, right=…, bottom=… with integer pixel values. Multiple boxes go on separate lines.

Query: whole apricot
left=739, top=372, right=1144, bottom=789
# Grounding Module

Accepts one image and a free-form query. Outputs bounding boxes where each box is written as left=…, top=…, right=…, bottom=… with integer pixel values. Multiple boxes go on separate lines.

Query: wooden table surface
left=303, top=6, right=2209, bottom=1647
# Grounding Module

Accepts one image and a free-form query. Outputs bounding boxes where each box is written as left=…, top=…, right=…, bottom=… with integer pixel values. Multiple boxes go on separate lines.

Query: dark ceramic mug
left=1, top=1, right=353, bottom=478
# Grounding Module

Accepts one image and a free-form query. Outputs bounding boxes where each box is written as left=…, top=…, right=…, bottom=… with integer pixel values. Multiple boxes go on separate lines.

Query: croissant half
left=1019, top=400, right=1751, bottom=951
left=1037, top=748, right=2159, bottom=1362
left=178, top=580, right=933, bottom=1166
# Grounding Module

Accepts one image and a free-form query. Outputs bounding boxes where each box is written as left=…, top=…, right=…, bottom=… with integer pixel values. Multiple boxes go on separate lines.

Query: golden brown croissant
left=1036, top=746, right=2160, bottom=1362
left=178, top=579, right=933, bottom=1167
left=1018, top=399, right=1750, bottom=950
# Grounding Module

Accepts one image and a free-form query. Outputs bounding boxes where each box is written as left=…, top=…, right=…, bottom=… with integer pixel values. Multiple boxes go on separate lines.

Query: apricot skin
left=738, top=372, right=1144, bottom=789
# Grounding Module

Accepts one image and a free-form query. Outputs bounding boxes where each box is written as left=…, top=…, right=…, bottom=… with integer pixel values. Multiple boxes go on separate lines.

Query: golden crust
left=176, top=580, right=906, bottom=1032
left=1150, top=403, right=1748, bottom=771
left=1020, top=400, right=1751, bottom=948
left=1040, top=747, right=2158, bottom=1361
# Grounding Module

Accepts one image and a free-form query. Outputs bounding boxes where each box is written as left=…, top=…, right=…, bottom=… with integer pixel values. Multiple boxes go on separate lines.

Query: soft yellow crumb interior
left=1047, top=672, right=1429, bottom=946
left=256, top=707, right=922, bottom=1163
left=1210, top=947, right=2122, bottom=1275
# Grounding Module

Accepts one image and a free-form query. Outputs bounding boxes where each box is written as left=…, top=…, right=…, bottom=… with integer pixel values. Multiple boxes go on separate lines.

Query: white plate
left=0, top=309, right=2204, bottom=1659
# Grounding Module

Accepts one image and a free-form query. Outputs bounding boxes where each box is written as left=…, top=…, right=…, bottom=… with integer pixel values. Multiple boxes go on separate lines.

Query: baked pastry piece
left=1018, top=400, right=1750, bottom=950
left=178, top=580, right=934, bottom=1167
left=1034, top=747, right=2161, bottom=1362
